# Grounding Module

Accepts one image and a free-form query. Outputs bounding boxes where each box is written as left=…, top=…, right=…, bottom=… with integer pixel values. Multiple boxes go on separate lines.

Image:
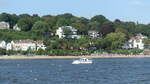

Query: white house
left=56, top=26, right=80, bottom=39
left=13, top=24, right=21, bottom=31
left=11, top=40, right=36, bottom=51
left=122, top=34, right=147, bottom=49
left=5, top=40, right=46, bottom=51
left=6, top=43, right=12, bottom=51
left=0, top=21, right=9, bottom=30
left=35, top=40, right=46, bottom=50
left=56, top=27, right=65, bottom=38
left=88, top=30, right=100, bottom=38
left=0, top=40, right=6, bottom=49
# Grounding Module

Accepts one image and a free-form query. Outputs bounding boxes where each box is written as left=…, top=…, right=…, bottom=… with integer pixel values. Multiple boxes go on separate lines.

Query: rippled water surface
left=0, top=58, right=150, bottom=84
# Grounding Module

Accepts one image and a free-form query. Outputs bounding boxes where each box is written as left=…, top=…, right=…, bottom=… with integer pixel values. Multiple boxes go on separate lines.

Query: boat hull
left=72, top=60, right=92, bottom=64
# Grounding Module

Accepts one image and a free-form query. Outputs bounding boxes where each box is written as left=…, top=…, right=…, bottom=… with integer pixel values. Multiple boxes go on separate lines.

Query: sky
left=0, top=0, right=150, bottom=24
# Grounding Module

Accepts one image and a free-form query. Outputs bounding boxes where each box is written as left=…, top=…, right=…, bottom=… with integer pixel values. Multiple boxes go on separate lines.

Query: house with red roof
left=6, top=40, right=46, bottom=51
left=122, top=34, right=147, bottom=49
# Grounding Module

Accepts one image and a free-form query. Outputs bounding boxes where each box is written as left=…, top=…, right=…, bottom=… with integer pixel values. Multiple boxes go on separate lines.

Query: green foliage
left=143, top=38, right=150, bottom=49
left=35, top=49, right=47, bottom=55
left=103, top=32, right=126, bottom=50
left=91, top=15, right=109, bottom=25
left=17, top=17, right=34, bottom=31
left=89, top=21, right=100, bottom=31
left=0, top=13, right=149, bottom=55
left=63, top=28, right=73, bottom=35
left=41, top=15, right=56, bottom=30
left=110, top=49, right=143, bottom=55
left=45, top=36, right=92, bottom=55
left=0, top=30, right=42, bottom=41
left=0, top=13, right=18, bottom=28
left=19, top=14, right=31, bottom=19
left=32, top=21, right=51, bottom=38
left=143, top=38, right=150, bottom=45
left=6, top=50, right=18, bottom=55
left=100, top=23, right=115, bottom=36
left=0, top=48, right=6, bottom=55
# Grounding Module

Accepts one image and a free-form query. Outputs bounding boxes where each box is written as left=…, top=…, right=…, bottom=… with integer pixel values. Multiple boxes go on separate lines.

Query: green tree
left=56, top=13, right=74, bottom=26
left=31, top=14, right=40, bottom=23
left=91, top=15, right=109, bottom=26
left=41, top=15, right=56, bottom=30
left=143, top=38, right=150, bottom=49
left=36, top=48, right=46, bottom=55
left=0, top=13, right=19, bottom=28
left=9, top=14, right=19, bottom=28
left=100, top=23, right=115, bottom=36
left=72, top=23, right=87, bottom=35
left=17, top=17, right=34, bottom=31
left=19, top=14, right=31, bottom=19
left=32, top=21, right=51, bottom=38
left=63, top=28, right=73, bottom=35
left=103, top=32, right=126, bottom=50
left=0, top=48, right=6, bottom=55
left=70, top=17, right=89, bottom=35
left=89, top=21, right=100, bottom=30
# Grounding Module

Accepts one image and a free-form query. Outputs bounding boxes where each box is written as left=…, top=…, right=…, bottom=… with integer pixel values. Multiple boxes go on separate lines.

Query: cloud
left=130, top=0, right=146, bottom=6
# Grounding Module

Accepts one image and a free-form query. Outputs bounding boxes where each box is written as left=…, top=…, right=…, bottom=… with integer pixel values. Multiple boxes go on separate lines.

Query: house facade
left=56, top=27, right=65, bottom=38
left=13, top=24, right=21, bottom=31
left=88, top=30, right=100, bottom=38
left=35, top=40, right=46, bottom=50
left=0, top=22, right=9, bottom=30
left=122, top=34, right=147, bottom=49
left=11, top=40, right=36, bottom=51
left=0, top=40, right=6, bottom=49
left=5, top=40, right=46, bottom=51
left=6, top=43, right=12, bottom=51
left=56, top=26, right=80, bottom=39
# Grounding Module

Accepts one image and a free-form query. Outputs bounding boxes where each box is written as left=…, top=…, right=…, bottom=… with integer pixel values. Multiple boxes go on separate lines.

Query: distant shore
left=0, top=55, right=150, bottom=60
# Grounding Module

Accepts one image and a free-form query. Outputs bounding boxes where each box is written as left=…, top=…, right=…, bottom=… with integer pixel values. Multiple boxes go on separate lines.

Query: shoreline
left=0, top=55, right=150, bottom=60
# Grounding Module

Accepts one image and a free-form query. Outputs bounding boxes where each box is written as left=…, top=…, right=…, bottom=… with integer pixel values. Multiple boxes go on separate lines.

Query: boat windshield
left=80, top=58, right=88, bottom=61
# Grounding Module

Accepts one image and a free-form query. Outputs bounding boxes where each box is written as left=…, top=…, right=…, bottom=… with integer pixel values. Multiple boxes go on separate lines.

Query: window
left=136, top=39, right=140, bottom=43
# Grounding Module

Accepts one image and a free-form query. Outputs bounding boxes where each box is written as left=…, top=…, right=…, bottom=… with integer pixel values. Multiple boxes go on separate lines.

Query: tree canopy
left=0, top=12, right=149, bottom=55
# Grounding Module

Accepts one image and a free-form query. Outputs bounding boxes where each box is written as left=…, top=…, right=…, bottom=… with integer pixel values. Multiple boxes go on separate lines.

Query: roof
left=59, top=26, right=77, bottom=31
left=34, top=40, right=44, bottom=44
left=13, top=40, right=34, bottom=43
left=13, top=40, right=44, bottom=44
left=130, top=34, right=146, bottom=40
left=0, top=21, right=9, bottom=24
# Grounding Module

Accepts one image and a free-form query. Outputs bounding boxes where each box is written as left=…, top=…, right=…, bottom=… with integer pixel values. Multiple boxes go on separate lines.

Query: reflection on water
left=0, top=58, right=150, bottom=84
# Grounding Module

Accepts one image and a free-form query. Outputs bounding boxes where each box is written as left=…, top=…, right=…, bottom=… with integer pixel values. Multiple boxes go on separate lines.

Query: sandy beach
left=0, top=55, right=150, bottom=60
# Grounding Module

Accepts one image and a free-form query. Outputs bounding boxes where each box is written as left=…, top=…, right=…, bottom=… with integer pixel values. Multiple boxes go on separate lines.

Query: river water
left=0, top=58, right=150, bottom=84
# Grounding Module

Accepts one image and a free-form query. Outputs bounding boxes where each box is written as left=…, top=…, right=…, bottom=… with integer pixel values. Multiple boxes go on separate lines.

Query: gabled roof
left=130, top=34, right=146, bottom=40
left=34, top=40, right=44, bottom=44
left=59, top=26, right=77, bottom=32
left=13, top=40, right=44, bottom=44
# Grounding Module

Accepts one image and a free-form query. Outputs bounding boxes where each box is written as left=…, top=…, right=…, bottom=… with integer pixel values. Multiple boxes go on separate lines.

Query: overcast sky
left=0, top=0, right=150, bottom=24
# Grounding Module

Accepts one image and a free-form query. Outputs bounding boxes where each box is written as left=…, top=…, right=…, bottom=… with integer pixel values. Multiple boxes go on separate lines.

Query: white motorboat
left=72, top=58, right=92, bottom=64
